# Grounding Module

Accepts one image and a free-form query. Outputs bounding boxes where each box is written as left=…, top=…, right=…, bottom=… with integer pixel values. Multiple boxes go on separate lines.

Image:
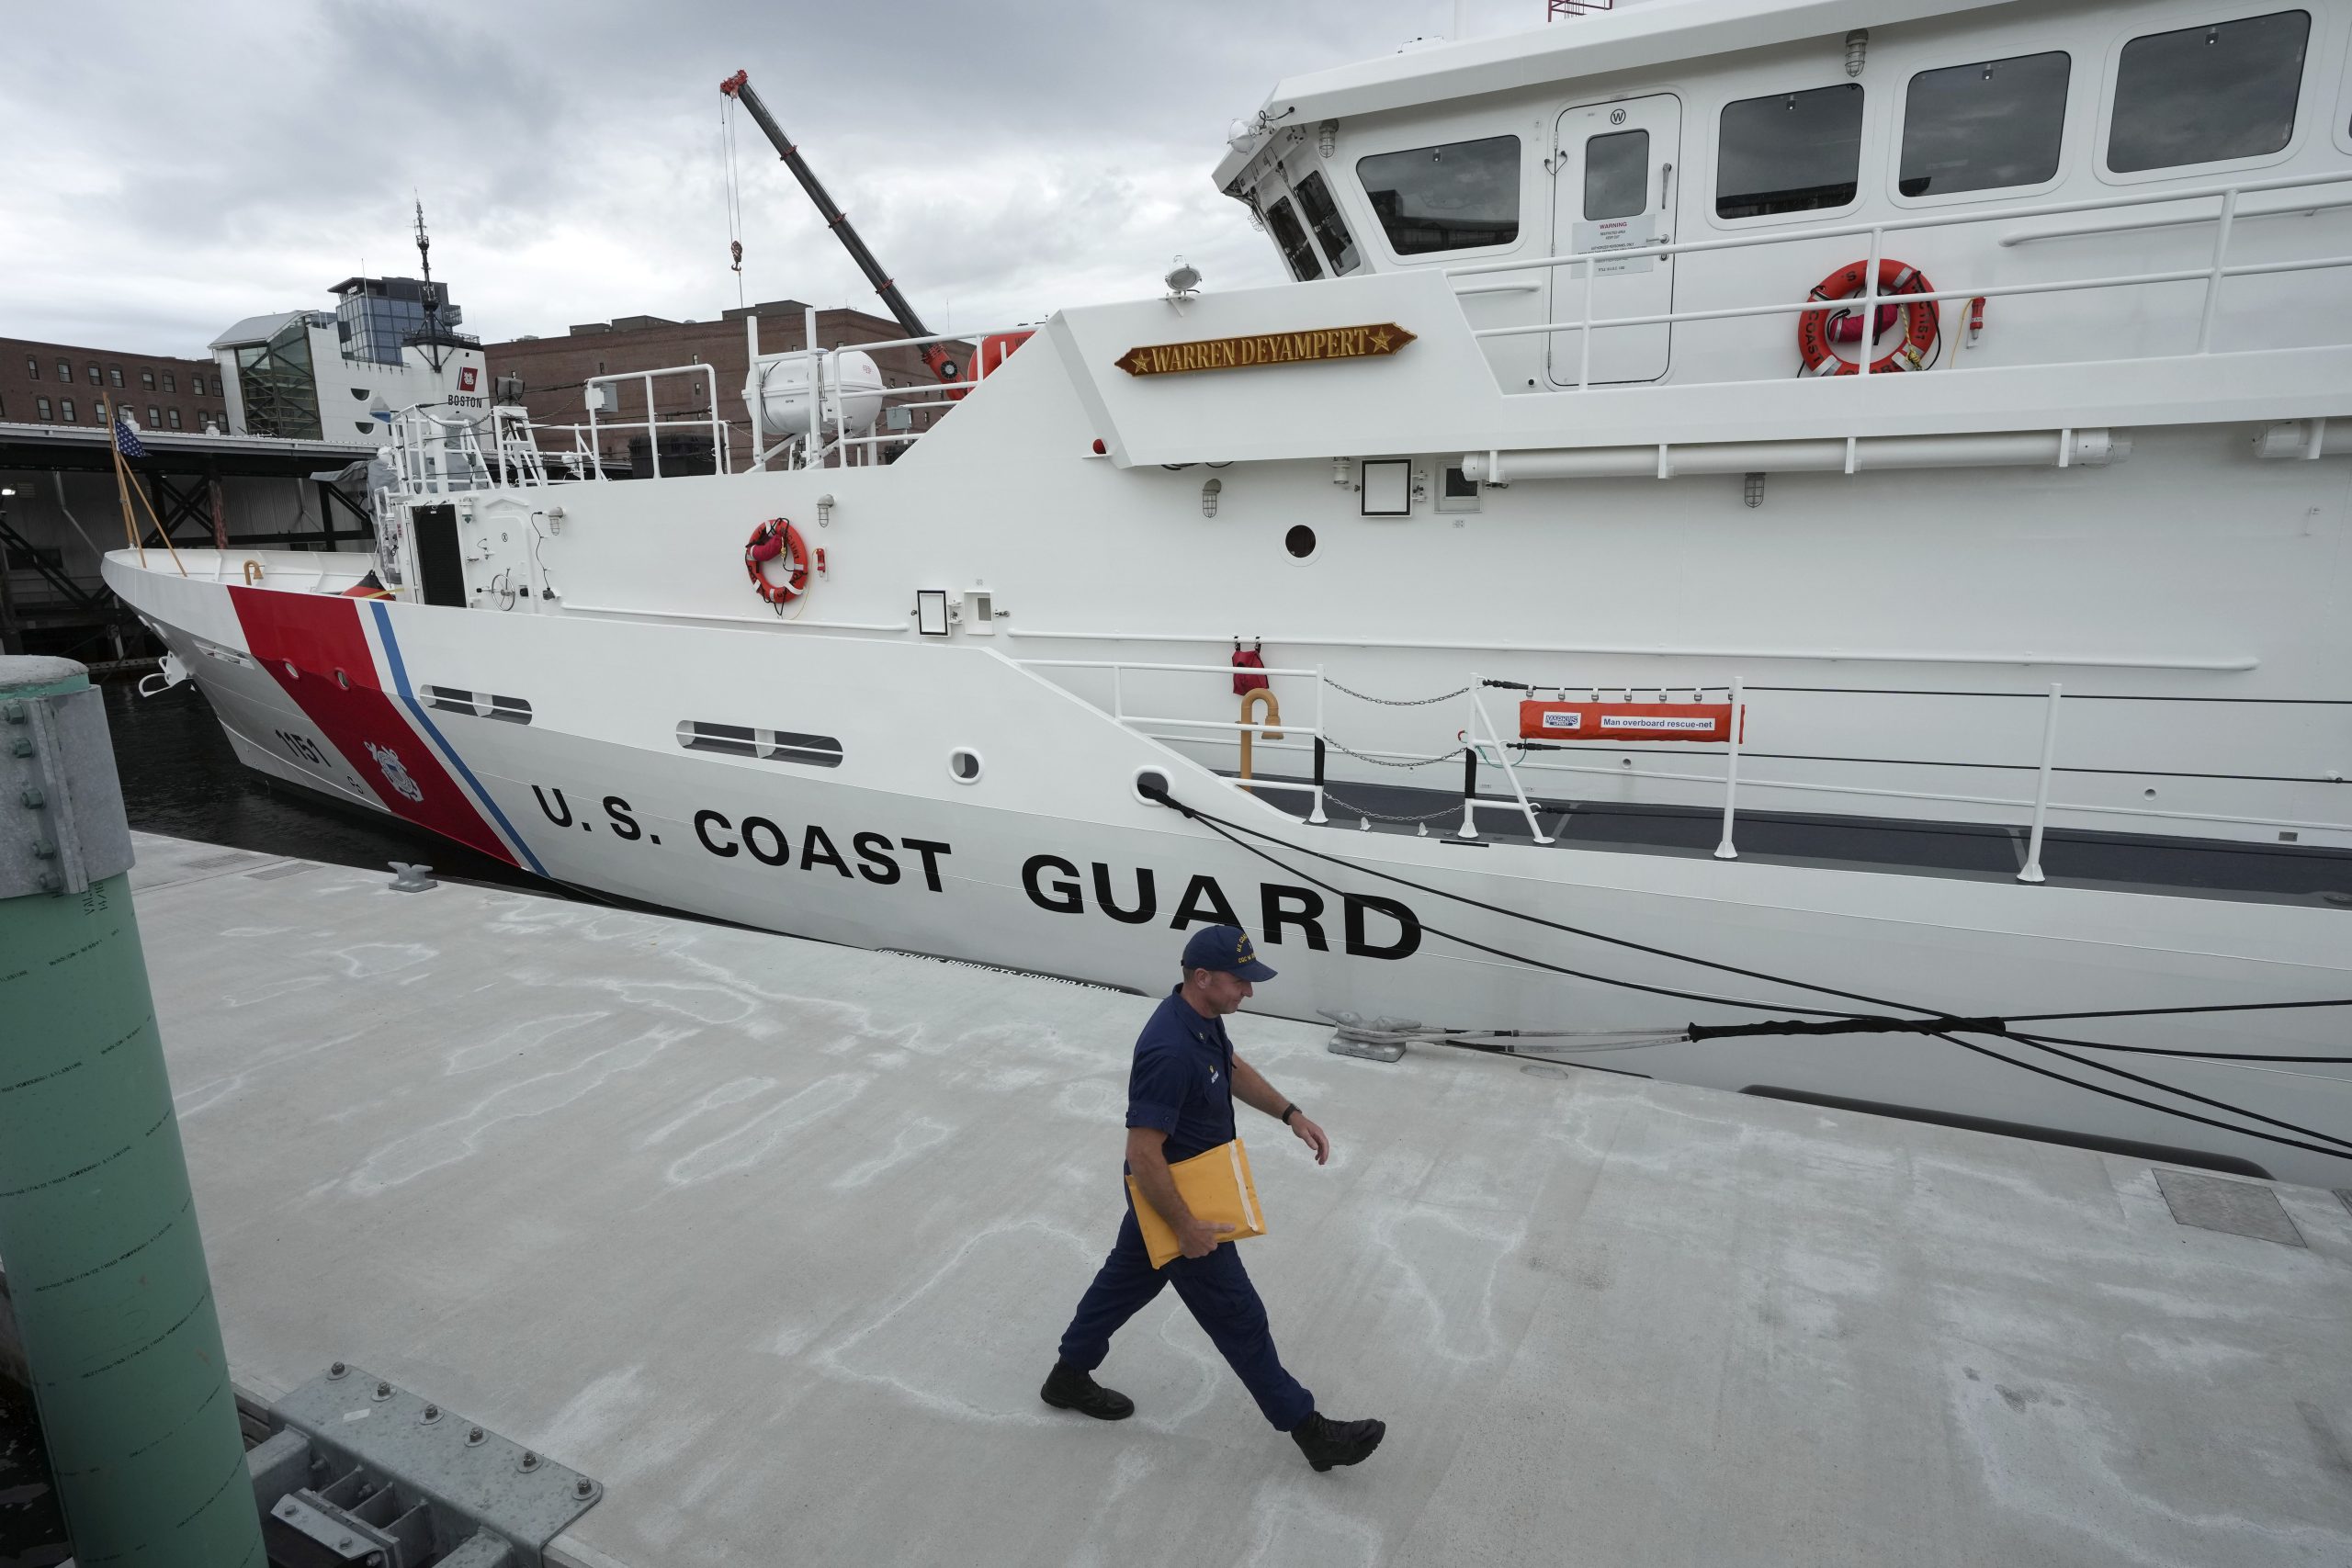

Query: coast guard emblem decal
left=366, top=740, right=425, bottom=803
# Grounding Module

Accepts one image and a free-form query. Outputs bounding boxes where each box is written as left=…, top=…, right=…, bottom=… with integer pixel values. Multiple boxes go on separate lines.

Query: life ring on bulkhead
left=744, top=516, right=811, bottom=604
left=1796, top=259, right=1939, bottom=376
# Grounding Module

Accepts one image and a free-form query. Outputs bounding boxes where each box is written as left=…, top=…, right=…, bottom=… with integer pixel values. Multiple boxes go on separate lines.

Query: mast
left=719, top=70, right=962, bottom=381
left=413, top=198, right=447, bottom=376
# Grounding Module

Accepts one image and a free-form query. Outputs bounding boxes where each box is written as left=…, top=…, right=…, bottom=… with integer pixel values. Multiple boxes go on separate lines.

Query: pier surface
left=127, top=832, right=2352, bottom=1568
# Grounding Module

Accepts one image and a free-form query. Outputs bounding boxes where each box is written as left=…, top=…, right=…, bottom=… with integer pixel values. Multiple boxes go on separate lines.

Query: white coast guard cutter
left=111, top=0, right=2352, bottom=1185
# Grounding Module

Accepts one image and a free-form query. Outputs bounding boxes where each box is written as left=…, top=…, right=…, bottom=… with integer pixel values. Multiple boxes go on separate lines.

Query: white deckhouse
left=110, top=0, right=2352, bottom=1185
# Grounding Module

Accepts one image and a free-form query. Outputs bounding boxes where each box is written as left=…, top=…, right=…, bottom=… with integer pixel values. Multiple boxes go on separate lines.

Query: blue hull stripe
left=369, top=600, right=549, bottom=878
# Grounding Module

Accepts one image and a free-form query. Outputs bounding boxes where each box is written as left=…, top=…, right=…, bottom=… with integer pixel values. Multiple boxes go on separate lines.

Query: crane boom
left=720, top=69, right=960, bottom=381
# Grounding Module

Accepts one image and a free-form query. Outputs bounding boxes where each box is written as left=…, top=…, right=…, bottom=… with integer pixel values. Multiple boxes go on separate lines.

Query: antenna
left=413, top=197, right=447, bottom=374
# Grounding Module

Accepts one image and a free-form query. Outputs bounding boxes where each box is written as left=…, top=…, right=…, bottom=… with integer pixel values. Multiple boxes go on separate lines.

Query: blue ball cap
left=1182, top=924, right=1277, bottom=982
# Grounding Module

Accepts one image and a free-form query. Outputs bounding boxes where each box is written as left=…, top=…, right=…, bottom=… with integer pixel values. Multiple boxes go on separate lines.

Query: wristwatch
left=1280, top=1102, right=1302, bottom=1125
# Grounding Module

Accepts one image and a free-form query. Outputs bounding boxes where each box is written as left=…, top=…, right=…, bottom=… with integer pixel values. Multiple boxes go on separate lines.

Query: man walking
left=1042, top=926, right=1385, bottom=1472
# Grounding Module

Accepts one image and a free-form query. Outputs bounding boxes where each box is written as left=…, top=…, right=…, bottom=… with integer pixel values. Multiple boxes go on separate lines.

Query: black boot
left=1040, top=1359, right=1135, bottom=1421
left=1291, top=1411, right=1386, bottom=1472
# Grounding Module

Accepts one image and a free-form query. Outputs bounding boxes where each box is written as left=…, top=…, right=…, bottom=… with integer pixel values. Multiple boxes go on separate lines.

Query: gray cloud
left=0, top=0, right=1549, bottom=354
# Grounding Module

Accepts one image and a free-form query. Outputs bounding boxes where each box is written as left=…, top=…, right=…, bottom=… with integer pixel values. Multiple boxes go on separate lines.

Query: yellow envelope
left=1126, top=1137, right=1267, bottom=1269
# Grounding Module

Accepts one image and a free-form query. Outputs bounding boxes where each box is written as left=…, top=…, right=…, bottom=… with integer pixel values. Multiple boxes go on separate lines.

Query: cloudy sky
left=2, top=0, right=1595, bottom=357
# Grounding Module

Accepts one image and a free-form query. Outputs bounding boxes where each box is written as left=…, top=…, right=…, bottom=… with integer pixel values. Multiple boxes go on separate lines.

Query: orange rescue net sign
left=1520, top=701, right=1735, bottom=743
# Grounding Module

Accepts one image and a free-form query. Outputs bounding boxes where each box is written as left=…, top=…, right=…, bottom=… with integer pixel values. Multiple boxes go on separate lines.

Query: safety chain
left=1322, top=790, right=1464, bottom=826
left=1323, top=678, right=1473, bottom=707
left=1323, top=736, right=1460, bottom=770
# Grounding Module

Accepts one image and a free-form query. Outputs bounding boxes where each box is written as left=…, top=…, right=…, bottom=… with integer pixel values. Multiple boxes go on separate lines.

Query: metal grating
left=2154, top=1168, right=2304, bottom=1247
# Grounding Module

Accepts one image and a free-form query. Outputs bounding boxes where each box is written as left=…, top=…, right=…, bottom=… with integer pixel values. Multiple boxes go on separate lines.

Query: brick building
left=1, top=335, right=233, bottom=437
left=481, top=300, right=970, bottom=467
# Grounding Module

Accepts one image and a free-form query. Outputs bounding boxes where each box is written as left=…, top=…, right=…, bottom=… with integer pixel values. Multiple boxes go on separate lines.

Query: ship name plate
left=1114, top=323, right=1416, bottom=377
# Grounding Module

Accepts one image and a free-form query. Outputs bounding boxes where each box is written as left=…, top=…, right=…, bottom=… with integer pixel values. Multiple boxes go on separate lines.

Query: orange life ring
left=744, top=516, right=810, bottom=604
left=1796, top=259, right=1939, bottom=376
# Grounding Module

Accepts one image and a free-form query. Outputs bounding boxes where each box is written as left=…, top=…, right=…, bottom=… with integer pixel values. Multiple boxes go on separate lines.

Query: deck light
left=1165, top=259, right=1202, bottom=299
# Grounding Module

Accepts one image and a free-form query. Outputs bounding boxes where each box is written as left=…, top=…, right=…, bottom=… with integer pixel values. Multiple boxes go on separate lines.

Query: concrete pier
left=124, top=831, right=2352, bottom=1567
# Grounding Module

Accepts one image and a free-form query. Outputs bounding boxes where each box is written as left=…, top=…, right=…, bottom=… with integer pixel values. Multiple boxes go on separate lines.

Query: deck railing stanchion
left=1857, top=226, right=1882, bottom=381
left=2197, top=188, right=2238, bottom=352
left=1309, top=663, right=1329, bottom=824
left=1468, top=685, right=1555, bottom=842
left=2018, top=682, right=2063, bottom=884
left=1714, top=677, right=1744, bottom=860
left=804, top=307, right=821, bottom=468
left=1458, top=677, right=1476, bottom=846
left=1577, top=260, right=1597, bottom=389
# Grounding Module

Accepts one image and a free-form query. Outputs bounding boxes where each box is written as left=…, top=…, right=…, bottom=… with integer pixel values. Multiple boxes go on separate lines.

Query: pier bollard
left=0, top=657, right=265, bottom=1566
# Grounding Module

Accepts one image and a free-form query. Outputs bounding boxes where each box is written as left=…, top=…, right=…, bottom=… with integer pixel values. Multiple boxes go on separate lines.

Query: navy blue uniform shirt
left=1125, top=985, right=1238, bottom=1165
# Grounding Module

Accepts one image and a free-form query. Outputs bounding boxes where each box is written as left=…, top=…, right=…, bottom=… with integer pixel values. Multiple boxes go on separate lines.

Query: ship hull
left=107, top=556, right=2352, bottom=1189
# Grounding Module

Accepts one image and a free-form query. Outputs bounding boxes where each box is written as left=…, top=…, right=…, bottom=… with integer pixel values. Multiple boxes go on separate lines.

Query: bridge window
left=1584, top=129, right=1650, bottom=220
left=1358, top=135, right=1521, bottom=254
left=1293, top=172, right=1360, bottom=275
left=1264, top=196, right=1323, bottom=280
left=1900, top=52, right=2069, bottom=196
left=1716, top=84, right=1863, bottom=218
left=2109, top=11, right=2309, bottom=173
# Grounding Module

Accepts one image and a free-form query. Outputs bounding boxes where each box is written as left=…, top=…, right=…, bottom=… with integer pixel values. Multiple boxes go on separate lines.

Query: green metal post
left=0, top=657, right=264, bottom=1565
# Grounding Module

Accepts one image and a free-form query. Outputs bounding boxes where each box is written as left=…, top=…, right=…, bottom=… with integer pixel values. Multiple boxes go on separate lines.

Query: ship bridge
left=1214, top=0, right=2352, bottom=395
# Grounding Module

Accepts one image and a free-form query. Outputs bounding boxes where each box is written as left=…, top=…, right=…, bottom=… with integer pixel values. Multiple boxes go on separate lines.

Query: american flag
left=113, top=419, right=145, bottom=458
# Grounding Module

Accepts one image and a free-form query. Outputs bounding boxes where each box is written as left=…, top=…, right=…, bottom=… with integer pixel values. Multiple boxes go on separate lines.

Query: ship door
left=1547, top=95, right=1679, bottom=387
left=412, top=503, right=466, bottom=608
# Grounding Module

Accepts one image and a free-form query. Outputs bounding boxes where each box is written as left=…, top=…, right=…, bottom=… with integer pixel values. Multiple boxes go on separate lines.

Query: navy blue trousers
left=1057, top=1207, right=1315, bottom=1432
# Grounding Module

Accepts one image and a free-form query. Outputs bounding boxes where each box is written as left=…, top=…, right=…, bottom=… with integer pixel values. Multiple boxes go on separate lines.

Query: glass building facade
left=234, top=315, right=325, bottom=439
left=332, top=276, right=466, bottom=366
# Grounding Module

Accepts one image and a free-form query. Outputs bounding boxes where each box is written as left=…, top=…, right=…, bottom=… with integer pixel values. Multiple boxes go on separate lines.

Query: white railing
left=1019, top=658, right=1330, bottom=824
left=384, top=405, right=613, bottom=496
left=586, top=364, right=730, bottom=479
left=1056, top=661, right=2349, bottom=873
left=383, top=409, right=490, bottom=496
left=1452, top=167, right=2352, bottom=390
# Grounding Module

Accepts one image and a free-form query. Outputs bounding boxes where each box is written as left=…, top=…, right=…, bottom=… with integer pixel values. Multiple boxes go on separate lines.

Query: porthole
left=949, top=748, right=983, bottom=784
left=1284, top=525, right=1317, bottom=559
left=1133, top=766, right=1171, bottom=805
left=282, top=660, right=298, bottom=681
left=334, top=668, right=350, bottom=689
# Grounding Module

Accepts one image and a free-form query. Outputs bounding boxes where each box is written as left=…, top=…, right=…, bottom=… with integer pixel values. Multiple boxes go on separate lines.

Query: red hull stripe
left=229, top=586, right=519, bottom=866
